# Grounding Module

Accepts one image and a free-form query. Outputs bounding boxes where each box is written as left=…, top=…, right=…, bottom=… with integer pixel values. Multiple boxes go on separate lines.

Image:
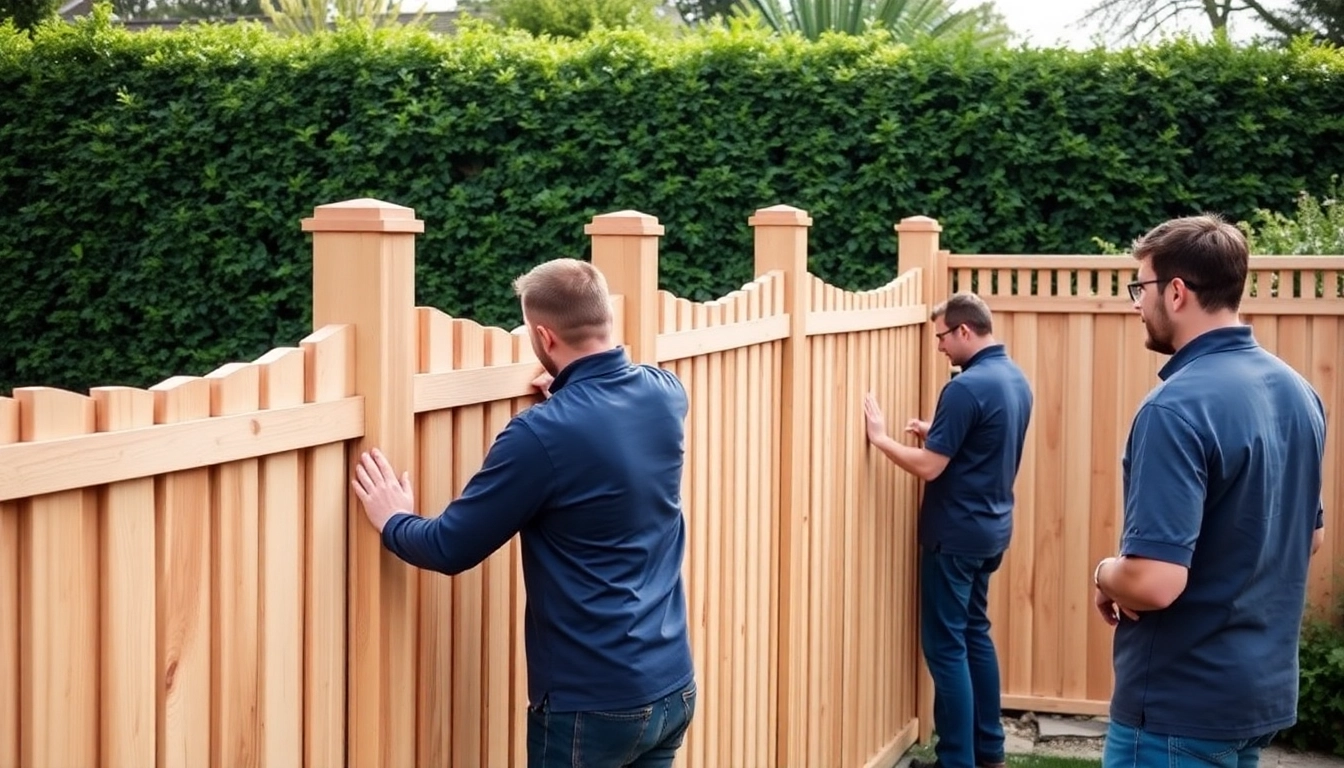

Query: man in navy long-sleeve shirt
left=352, top=258, right=696, bottom=768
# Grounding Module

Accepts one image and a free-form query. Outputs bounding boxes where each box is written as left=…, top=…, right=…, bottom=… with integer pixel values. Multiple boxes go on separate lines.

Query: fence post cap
left=895, top=215, right=942, bottom=233
left=584, top=211, right=664, bottom=237
left=749, top=205, right=813, bottom=227
left=302, top=198, right=425, bottom=233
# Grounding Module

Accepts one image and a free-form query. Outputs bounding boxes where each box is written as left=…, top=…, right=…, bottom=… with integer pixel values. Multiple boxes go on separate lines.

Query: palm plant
left=741, top=0, right=1010, bottom=44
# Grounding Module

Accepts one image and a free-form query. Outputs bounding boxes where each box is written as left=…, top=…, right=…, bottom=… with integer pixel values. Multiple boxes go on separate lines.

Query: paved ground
left=897, top=715, right=1344, bottom=767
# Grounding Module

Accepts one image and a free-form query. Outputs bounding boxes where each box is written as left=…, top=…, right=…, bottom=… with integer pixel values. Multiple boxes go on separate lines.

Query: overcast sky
left=991, top=0, right=1297, bottom=49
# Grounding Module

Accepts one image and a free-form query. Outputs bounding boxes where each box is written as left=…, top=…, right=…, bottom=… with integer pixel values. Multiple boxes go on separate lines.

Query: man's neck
left=1172, top=312, right=1242, bottom=352
left=550, top=340, right=616, bottom=373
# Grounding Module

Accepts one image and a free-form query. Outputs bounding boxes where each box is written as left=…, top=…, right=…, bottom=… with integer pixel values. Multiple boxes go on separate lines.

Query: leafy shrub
left=1240, top=174, right=1344, bottom=255
left=4, top=16, right=1344, bottom=392
left=1285, top=599, right=1344, bottom=757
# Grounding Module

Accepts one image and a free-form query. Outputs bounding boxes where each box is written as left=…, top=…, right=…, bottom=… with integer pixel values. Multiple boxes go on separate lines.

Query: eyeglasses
left=1127, top=278, right=1201, bottom=303
left=935, top=324, right=962, bottom=340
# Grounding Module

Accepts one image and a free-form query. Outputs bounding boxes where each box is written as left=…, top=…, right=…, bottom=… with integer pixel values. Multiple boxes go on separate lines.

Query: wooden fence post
left=587, top=211, right=664, bottom=365
left=895, top=215, right=944, bottom=744
left=750, top=204, right=813, bottom=768
left=303, top=199, right=423, bottom=768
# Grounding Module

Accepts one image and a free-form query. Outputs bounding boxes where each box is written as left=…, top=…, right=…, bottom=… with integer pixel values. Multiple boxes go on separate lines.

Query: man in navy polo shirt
left=864, top=292, right=1033, bottom=768
left=1094, top=215, right=1326, bottom=768
left=351, top=258, right=696, bottom=768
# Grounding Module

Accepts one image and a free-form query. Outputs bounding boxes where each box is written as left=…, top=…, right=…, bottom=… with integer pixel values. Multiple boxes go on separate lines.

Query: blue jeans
left=526, top=682, right=697, bottom=768
left=921, top=548, right=1005, bottom=768
left=1103, top=721, right=1276, bottom=768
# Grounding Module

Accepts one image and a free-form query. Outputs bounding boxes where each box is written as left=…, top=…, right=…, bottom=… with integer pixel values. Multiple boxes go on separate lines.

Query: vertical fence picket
left=92, top=386, right=157, bottom=768
left=16, top=388, right=98, bottom=768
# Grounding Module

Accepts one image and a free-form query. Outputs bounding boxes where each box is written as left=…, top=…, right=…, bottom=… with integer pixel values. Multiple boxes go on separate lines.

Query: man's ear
left=534, top=324, right=557, bottom=349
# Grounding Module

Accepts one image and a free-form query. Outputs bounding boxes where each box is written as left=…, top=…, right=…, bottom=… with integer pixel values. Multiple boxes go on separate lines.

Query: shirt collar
left=1158, top=325, right=1258, bottom=381
left=962, top=344, right=1007, bottom=370
left=549, top=347, right=630, bottom=393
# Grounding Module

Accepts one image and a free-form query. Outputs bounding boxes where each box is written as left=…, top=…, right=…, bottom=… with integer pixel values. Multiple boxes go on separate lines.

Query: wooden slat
left=0, top=397, right=364, bottom=502
left=805, top=305, right=928, bottom=336
left=153, top=376, right=213, bottom=768
left=483, top=328, right=514, bottom=762
left=414, top=361, right=543, bottom=413
left=17, top=388, right=98, bottom=768
left=946, top=255, right=1344, bottom=271
left=451, top=320, right=487, bottom=768
left=979, top=295, right=1344, bottom=316
left=415, top=309, right=456, bottom=768
left=93, top=386, right=157, bottom=767
left=302, top=325, right=352, bottom=768
left=0, top=397, right=17, bottom=768
left=257, top=348, right=307, bottom=767
left=208, top=363, right=262, bottom=767
left=1001, top=694, right=1109, bottom=716
left=656, top=314, right=792, bottom=362
left=860, top=719, right=919, bottom=768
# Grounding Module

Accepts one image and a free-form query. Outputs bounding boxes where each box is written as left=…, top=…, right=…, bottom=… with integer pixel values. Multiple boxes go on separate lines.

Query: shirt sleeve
left=924, top=380, right=977, bottom=459
left=381, top=418, right=553, bottom=575
left=1120, top=403, right=1207, bottom=567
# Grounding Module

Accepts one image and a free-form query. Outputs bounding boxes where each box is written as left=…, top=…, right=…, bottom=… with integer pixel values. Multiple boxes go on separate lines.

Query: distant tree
left=1, top=0, right=58, bottom=29
left=491, top=0, right=671, bottom=37
left=1078, top=0, right=1299, bottom=43
left=742, top=0, right=1011, bottom=44
left=671, top=0, right=738, bottom=24
left=260, top=0, right=422, bottom=33
left=1274, top=0, right=1344, bottom=44
left=165, top=0, right=262, bottom=18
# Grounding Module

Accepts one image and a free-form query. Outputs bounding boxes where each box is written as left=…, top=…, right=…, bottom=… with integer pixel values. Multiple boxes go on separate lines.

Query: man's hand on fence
left=533, top=372, right=554, bottom=400
left=905, top=419, right=930, bottom=440
left=862, top=393, right=887, bottom=444
left=352, top=448, right=416, bottom=533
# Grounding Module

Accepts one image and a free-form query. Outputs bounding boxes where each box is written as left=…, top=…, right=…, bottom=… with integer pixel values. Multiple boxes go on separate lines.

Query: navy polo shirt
left=381, top=347, right=695, bottom=712
left=921, top=345, right=1034, bottom=558
left=1113, top=326, right=1326, bottom=739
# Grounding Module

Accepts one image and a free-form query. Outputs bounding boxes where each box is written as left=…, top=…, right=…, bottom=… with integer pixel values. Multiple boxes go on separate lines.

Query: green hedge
left=4, top=13, right=1344, bottom=392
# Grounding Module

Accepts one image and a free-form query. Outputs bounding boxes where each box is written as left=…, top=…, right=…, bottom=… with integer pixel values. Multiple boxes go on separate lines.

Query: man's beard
left=1143, top=302, right=1177, bottom=356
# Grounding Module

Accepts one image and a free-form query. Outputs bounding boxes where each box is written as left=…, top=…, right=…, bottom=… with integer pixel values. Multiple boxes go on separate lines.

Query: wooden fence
left=946, top=253, right=1344, bottom=715
left=0, top=200, right=940, bottom=768
left=0, top=199, right=1339, bottom=767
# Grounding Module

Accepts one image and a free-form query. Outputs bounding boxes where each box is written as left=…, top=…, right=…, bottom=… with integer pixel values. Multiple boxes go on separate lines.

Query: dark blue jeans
left=526, top=682, right=697, bottom=768
left=1103, top=721, right=1276, bottom=768
left=921, top=548, right=1006, bottom=768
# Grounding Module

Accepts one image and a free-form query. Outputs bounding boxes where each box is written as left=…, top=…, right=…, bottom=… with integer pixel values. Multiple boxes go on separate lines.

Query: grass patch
left=1010, top=757, right=1102, bottom=768
left=901, top=743, right=1101, bottom=768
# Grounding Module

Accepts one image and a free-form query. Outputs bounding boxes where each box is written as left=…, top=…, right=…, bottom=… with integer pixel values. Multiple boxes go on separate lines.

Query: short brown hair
left=931, top=292, right=993, bottom=335
left=513, top=258, right=613, bottom=346
left=1131, top=214, right=1248, bottom=312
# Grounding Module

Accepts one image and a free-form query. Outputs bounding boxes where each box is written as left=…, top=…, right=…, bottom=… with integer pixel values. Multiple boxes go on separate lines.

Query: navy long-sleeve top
left=381, top=347, right=695, bottom=711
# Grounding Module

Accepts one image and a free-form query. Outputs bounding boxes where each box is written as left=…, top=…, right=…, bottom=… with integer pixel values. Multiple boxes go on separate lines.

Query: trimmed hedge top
left=4, top=13, right=1344, bottom=392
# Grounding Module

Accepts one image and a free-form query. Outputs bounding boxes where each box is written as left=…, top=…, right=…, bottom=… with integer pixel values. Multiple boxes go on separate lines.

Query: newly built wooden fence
left=0, top=200, right=939, bottom=768
left=0, top=199, right=1339, bottom=767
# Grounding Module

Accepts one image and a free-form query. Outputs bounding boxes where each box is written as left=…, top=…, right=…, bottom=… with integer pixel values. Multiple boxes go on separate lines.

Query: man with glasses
left=863, top=292, right=1033, bottom=768
left=1094, top=215, right=1327, bottom=768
